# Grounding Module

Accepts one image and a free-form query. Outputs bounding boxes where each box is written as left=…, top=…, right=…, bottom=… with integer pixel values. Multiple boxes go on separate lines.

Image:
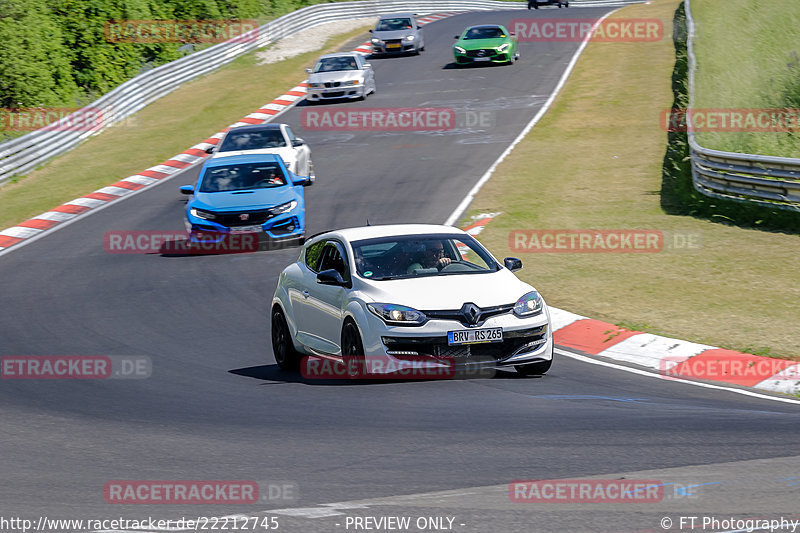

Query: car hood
left=360, top=270, right=534, bottom=310
left=191, top=186, right=297, bottom=212
left=308, top=71, right=363, bottom=84
left=458, top=37, right=510, bottom=49
left=373, top=29, right=414, bottom=40
left=212, top=147, right=295, bottom=161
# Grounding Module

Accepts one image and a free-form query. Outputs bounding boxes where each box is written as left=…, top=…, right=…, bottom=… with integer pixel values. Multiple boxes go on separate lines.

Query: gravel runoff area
left=256, top=18, right=376, bottom=65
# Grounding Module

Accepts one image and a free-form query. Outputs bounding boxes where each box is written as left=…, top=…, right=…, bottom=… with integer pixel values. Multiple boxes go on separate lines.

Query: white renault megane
left=271, top=225, right=553, bottom=377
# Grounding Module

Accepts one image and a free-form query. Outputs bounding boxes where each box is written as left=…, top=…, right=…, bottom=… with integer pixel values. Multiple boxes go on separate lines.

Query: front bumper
left=186, top=209, right=304, bottom=244
left=454, top=51, right=512, bottom=65
left=372, top=41, right=418, bottom=54
left=359, top=310, right=553, bottom=374
left=307, top=85, right=365, bottom=101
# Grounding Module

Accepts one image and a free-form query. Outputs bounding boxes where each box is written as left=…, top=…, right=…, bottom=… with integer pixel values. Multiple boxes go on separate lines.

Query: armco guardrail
left=0, top=0, right=638, bottom=186
left=684, top=0, right=800, bottom=211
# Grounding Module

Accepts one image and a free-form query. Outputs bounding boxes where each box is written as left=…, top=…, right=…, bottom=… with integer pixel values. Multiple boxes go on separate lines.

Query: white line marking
left=555, top=348, right=800, bottom=405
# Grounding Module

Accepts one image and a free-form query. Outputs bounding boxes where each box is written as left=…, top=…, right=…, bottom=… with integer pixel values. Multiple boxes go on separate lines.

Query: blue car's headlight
left=368, top=303, right=427, bottom=326
left=513, top=291, right=544, bottom=317
left=190, top=208, right=217, bottom=221
left=267, top=200, right=297, bottom=216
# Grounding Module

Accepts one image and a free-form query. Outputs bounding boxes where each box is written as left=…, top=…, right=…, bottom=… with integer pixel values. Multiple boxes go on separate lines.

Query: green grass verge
left=466, top=0, right=800, bottom=360
left=691, top=0, right=800, bottom=157
left=0, top=25, right=371, bottom=232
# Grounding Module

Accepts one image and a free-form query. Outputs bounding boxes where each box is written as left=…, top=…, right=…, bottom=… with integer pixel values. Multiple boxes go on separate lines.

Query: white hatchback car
left=305, top=53, right=376, bottom=103
left=271, top=225, right=553, bottom=378
left=209, top=123, right=314, bottom=178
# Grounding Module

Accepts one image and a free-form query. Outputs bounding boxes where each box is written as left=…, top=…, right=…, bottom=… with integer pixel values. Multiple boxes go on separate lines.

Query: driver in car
left=407, top=241, right=452, bottom=273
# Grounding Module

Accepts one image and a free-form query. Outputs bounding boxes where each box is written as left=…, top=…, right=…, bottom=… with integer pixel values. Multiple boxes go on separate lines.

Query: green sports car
left=453, top=24, right=519, bottom=66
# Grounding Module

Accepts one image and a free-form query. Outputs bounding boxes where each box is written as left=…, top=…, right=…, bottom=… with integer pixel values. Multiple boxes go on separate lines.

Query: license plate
left=448, top=328, right=503, bottom=345
left=230, top=225, right=262, bottom=234
left=387, top=43, right=401, bottom=49
left=474, top=57, right=491, bottom=62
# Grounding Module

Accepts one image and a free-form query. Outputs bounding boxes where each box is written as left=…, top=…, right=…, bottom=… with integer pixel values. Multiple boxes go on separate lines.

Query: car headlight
left=405, top=35, right=416, bottom=41
left=309, top=82, right=324, bottom=88
left=190, top=208, right=216, bottom=221
left=267, top=200, right=297, bottom=216
left=368, top=303, right=427, bottom=326
left=513, top=291, right=544, bottom=317
left=342, top=80, right=360, bottom=86
left=497, top=43, right=511, bottom=53
left=371, top=38, right=382, bottom=44
left=454, top=46, right=466, bottom=54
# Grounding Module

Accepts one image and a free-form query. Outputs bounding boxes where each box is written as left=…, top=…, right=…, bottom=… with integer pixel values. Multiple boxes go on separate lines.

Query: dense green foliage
left=0, top=0, right=344, bottom=109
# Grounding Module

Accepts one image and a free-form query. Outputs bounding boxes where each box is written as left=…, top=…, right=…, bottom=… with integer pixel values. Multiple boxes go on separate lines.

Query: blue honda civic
left=180, top=154, right=312, bottom=248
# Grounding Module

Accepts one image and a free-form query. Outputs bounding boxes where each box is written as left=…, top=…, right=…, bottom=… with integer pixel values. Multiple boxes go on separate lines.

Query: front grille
left=322, top=91, right=345, bottom=98
left=466, top=49, right=497, bottom=58
left=382, top=325, right=547, bottom=363
left=324, top=81, right=341, bottom=88
left=423, top=304, right=514, bottom=327
left=215, top=211, right=270, bottom=227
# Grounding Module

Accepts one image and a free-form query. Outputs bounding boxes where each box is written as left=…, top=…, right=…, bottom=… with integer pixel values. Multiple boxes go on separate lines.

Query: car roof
left=224, top=124, right=283, bottom=134
left=466, top=24, right=506, bottom=30
left=312, top=224, right=467, bottom=243
left=202, top=153, right=284, bottom=168
left=378, top=13, right=415, bottom=19
left=316, top=52, right=360, bottom=60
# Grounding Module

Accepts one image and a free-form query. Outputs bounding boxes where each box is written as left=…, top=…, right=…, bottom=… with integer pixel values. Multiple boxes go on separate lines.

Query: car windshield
left=351, top=234, right=500, bottom=280
left=313, top=57, right=359, bottom=73
left=218, top=130, right=286, bottom=151
left=464, top=27, right=506, bottom=40
left=199, top=162, right=286, bottom=192
left=376, top=18, right=413, bottom=31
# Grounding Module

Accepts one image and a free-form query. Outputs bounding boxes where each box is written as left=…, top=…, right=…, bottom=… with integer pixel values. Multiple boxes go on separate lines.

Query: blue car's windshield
left=351, top=234, right=500, bottom=281
left=464, top=27, right=506, bottom=40
left=199, top=163, right=286, bottom=193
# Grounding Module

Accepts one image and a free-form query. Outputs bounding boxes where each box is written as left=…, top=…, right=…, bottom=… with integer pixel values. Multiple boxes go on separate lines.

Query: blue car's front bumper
left=185, top=208, right=304, bottom=247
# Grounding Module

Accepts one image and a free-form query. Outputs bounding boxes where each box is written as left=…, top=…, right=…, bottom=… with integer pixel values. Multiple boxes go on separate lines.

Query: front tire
left=341, top=320, right=366, bottom=378
left=272, top=307, right=300, bottom=371
left=515, top=359, right=552, bottom=376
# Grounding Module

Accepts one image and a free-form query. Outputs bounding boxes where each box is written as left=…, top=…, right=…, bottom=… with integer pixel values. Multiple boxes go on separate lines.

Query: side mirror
left=317, top=269, right=346, bottom=286
left=293, top=175, right=313, bottom=187
left=305, top=68, right=312, bottom=74
left=205, top=146, right=214, bottom=154
left=504, top=257, right=523, bottom=272
left=369, top=29, right=373, bottom=33
left=454, top=35, right=460, bottom=39
left=179, top=185, right=194, bottom=195
left=292, top=138, right=305, bottom=147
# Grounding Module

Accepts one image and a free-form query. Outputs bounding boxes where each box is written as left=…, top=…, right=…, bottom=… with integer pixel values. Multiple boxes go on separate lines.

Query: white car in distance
left=208, top=123, right=314, bottom=178
left=305, top=53, right=376, bottom=103
left=271, top=225, right=553, bottom=378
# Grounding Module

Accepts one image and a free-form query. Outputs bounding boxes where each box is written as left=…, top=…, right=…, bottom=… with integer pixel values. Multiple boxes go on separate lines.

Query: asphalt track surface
left=1, top=8, right=798, bottom=533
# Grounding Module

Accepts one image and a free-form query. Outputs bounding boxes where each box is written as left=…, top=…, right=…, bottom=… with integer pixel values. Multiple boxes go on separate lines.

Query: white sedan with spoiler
left=271, top=224, right=553, bottom=378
